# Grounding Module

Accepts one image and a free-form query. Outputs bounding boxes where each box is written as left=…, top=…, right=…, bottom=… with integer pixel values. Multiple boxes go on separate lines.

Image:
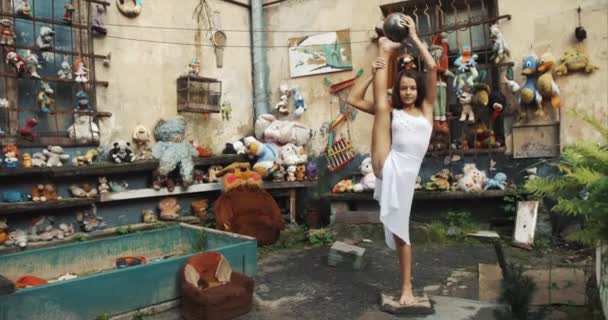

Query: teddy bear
left=295, top=164, right=306, bottom=181
left=31, top=184, right=46, bottom=202
left=274, top=80, right=290, bottom=115
left=67, top=114, right=99, bottom=143
left=132, top=124, right=154, bottom=160
left=42, top=183, right=61, bottom=201
left=152, top=117, right=198, bottom=188
left=254, top=114, right=313, bottom=146
left=191, top=199, right=209, bottom=221
left=69, top=183, right=98, bottom=198
left=279, top=143, right=307, bottom=167
left=31, top=152, right=47, bottom=167
left=458, top=90, right=474, bottom=122
left=352, top=157, right=376, bottom=192
left=158, top=197, right=180, bottom=221
left=243, top=136, right=279, bottom=178
left=98, top=176, right=110, bottom=194
left=43, top=145, right=70, bottom=167
left=109, top=140, right=134, bottom=163
left=457, top=163, right=486, bottom=192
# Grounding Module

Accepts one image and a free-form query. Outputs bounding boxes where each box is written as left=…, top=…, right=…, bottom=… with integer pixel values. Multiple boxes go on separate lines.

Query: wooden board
left=512, top=201, right=539, bottom=249
left=512, top=123, right=560, bottom=159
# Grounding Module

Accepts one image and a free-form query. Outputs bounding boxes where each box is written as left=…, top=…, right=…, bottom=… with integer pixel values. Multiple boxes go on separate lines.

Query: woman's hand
left=401, top=15, right=418, bottom=40
left=372, top=58, right=386, bottom=76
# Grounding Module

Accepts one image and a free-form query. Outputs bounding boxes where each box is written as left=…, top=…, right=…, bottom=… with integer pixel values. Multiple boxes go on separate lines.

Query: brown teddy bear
left=158, top=197, right=180, bottom=220
left=191, top=199, right=209, bottom=222
left=42, top=183, right=61, bottom=201
left=31, top=184, right=46, bottom=202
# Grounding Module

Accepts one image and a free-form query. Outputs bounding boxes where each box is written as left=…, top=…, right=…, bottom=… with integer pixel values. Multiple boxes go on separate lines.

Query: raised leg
left=371, top=38, right=399, bottom=178
left=394, top=234, right=415, bottom=305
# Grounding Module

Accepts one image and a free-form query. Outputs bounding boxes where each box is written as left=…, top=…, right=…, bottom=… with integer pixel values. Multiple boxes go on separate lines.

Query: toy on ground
left=3, top=144, right=19, bottom=168
left=274, top=81, right=290, bottom=115
left=109, top=140, right=134, bottom=163
left=132, top=125, right=154, bottom=160
left=37, top=82, right=55, bottom=113
left=68, top=114, right=100, bottom=143
left=254, top=114, right=313, bottom=146
left=181, top=252, right=254, bottom=320
left=18, top=118, right=38, bottom=141
left=0, top=19, right=16, bottom=46
left=159, top=197, right=181, bottom=221
left=36, top=26, right=55, bottom=50
left=63, top=2, right=75, bottom=24
left=505, top=53, right=544, bottom=117
left=152, top=117, right=198, bottom=188
left=484, top=172, right=507, bottom=190
left=91, top=4, right=107, bottom=35
left=554, top=46, right=598, bottom=76
left=536, top=52, right=561, bottom=108
left=353, top=157, right=375, bottom=192
left=243, top=136, right=279, bottom=178
left=489, top=24, right=511, bottom=64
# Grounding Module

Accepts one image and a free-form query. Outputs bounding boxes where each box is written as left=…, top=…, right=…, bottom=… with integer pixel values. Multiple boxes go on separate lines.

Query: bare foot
left=378, top=36, right=402, bottom=53
left=399, top=286, right=416, bottom=305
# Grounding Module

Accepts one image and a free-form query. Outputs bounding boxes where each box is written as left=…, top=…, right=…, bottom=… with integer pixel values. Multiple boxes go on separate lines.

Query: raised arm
left=403, top=16, right=437, bottom=120
left=346, top=58, right=387, bottom=115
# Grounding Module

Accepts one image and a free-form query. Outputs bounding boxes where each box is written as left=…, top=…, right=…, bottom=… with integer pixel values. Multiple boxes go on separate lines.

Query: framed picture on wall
left=287, top=29, right=353, bottom=78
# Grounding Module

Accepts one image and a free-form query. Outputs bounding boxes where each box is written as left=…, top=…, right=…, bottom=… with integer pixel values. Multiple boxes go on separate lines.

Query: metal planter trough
left=0, top=224, right=257, bottom=320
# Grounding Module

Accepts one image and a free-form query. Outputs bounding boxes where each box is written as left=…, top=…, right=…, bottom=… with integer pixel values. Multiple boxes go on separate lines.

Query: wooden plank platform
left=0, top=198, right=96, bottom=215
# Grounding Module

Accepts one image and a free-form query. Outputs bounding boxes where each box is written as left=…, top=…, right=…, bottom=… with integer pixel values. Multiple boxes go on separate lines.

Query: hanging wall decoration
left=116, top=0, right=142, bottom=18
left=554, top=46, right=599, bottom=76
left=288, top=29, right=353, bottom=78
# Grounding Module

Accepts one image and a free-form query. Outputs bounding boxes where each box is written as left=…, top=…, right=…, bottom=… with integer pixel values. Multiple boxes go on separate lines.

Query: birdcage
left=176, top=75, right=222, bottom=113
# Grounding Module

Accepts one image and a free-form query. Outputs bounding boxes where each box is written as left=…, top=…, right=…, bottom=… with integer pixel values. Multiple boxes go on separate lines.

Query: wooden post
left=288, top=188, right=297, bottom=224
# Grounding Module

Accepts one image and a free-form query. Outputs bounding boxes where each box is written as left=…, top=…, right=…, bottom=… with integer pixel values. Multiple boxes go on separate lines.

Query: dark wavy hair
left=391, top=69, right=426, bottom=110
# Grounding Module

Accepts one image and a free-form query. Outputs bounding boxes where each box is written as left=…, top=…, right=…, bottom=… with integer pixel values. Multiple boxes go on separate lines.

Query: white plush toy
left=279, top=143, right=307, bottom=166
left=274, top=80, right=290, bottom=115
left=67, top=114, right=99, bottom=143
left=43, top=145, right=70, bottom=167
left=254, top=114, right=313, bottom=146
left=457, top=163, right=486, bottom=192
left=353, top=157, right=376, bottom=192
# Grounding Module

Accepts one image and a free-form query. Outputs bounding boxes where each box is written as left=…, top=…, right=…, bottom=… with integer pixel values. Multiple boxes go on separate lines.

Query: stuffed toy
left=2, top=144, right=19, bottom=168
left=43, top=145, right=69, bottom=167
left=205, top=165, right=223, bottom=183
left=132, top=125, right=154, bottom=160
left=152, top=117, right=198, bottom=187
left=243, top=136, right=279, bottom=178
left=5, top=50, right=25, bottom=75
left=505, top=54, right=544, bottom=117
left=458, top=90, right=474, bottom=122
left=272, top=162, right=286, bottom=182
left=215, top=162, right=262, bottom=191
left=428, top=121, right=450, bottom=151
left=554, top=46, right=598, bottom=76
left=73, top=149, right=99, bottom=166
left=352, top=157, right=375, bottom=192
left=222, top=139, right=246, bottom=154
left=109, top=140, right=134, bottom=163
left=193, top=169, right=205, bottom=184
left=484, top=172, right=507, bottom=190
left=191, top=199, right=209, bottom=221
left=488, top=91, right=506, bottom=123
left=142, top=209, right=158, bottom=224
left=453, top=47, right=478, bottom=94
left=98, top=176, right=110, bottom=194
left=75, top=207, right=106, bottom=232
left=293, top=86, right=306, bottom=117
left=457, top=163, right=487, bottom=192
left=31, top=152, right=47, bottom=167
left=36, top=26, right=55, bottom=50
left=0, top=217, right=8, bottom=245
left=424, top=169, right=452, bottom=191
left=158, top=197, right=180, bottom=221
left=37, top=81, right=55, bottom=113
left=31, top=184, right=46, bottom=202
left=279, top=143, right=307, bottom=167
left=306, top=162, right=318, bottom=180
left=274, top=80, right=290, bottom=115
left=254, top=114, right=313, bottom=146
left=472, top=83, right=490, bottom=108
left=332, top=179, right=353, bottom=193
left=24, top=50, right=40, bottom=79
left=430, top=33, right=453, bottom=122
left=69, top=183, right=98, bottom=198
left=0, top=19, right=16, bottom=46
left=67, top=114, right=99, bottom=143
left=18, top=117, right=37, bottom=141
left=286, top=165, right=297, bottom=182
left=22, top=153, right=32, bottom=168
left=536, top=52, right=561, bottom=108
left=42, top=183, right=61, bottom=201
left=489, top=24, right=511, bottom=64
left=295, top=164, right=306, bottom=181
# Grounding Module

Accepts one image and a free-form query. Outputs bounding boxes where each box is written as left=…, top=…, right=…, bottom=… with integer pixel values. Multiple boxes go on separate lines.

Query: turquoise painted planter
left=0, top=224, right=257, bottom=320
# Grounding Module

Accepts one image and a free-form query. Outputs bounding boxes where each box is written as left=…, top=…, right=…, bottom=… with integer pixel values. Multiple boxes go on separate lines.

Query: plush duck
left=536, top=52, right=561, bottom=108
left=505, top=54, right=544, bottom=117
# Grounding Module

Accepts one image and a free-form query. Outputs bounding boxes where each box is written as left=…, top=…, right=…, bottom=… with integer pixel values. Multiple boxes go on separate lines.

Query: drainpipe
left=251, top=0, right=269, bottom=119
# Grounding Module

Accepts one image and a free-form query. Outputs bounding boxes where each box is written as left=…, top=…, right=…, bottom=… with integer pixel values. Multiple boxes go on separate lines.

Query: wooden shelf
left=0, top=155, right=249, bottom=178
left=0, top=72, right=109, bottom=87
left=425, top=147, right=506, bottom=158
left=322, top=190, right=514, bottom=201
left=0, top=198, right=96, bottom=215
left=100, top=180, right=318, bottom=203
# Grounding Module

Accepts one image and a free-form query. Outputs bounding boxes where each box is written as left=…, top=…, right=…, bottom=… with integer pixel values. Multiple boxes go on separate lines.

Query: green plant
left=71, top=233, right=88, bottom=242
left=446, top=210, right=474, bottom=227
left=308, top=228, right=333, bottom=246
left=193, top=228, right=207, bottom=252
left=95, top=313, right=110, bottom=320
left=115, top=225, right=132, bottom=235
left=525, top=111, right=607, bottom=246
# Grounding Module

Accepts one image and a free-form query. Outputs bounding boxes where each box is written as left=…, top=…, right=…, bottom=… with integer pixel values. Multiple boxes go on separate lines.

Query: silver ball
left=383, top=13, right=410, bottom=42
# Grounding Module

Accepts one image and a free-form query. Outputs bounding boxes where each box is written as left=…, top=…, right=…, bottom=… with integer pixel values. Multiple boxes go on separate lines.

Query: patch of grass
left=533, top=236, right=552, bottom=256
left=193, top=228, right=207, bottom=252
left=427, top=222, right=448, bottom=244
left=71, top=233, right=88, bottom=242
left=95, top=313, right=110, bottom=320
left=308, top=228, right=333, bottom=246
left=259, top=225, right=309, bottom=256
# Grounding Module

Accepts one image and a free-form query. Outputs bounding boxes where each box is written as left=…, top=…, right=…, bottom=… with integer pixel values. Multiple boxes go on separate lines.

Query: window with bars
left=380, top=0, right=511, bottom=153
left=0, top=0, right=109, bottom=147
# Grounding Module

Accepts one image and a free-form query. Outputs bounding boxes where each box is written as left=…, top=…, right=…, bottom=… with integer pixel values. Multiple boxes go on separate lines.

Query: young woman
left=347, top=16, right=436, bottom=305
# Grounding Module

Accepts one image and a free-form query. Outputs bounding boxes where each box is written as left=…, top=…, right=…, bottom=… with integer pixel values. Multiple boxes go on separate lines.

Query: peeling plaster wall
left=264, top=0, right=608, bottom=156
left=94, top=1, right=252, bottom=154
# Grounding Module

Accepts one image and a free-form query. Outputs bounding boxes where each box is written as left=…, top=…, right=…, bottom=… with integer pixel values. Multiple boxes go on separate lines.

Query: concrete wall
left=263, top=0, right=608, bottom=155
left=94, top=1, right=253, bottom=154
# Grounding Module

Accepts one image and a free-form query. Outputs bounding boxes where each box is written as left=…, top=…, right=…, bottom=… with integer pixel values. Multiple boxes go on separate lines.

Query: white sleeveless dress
left=373, top=109, right=432, bottom=249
